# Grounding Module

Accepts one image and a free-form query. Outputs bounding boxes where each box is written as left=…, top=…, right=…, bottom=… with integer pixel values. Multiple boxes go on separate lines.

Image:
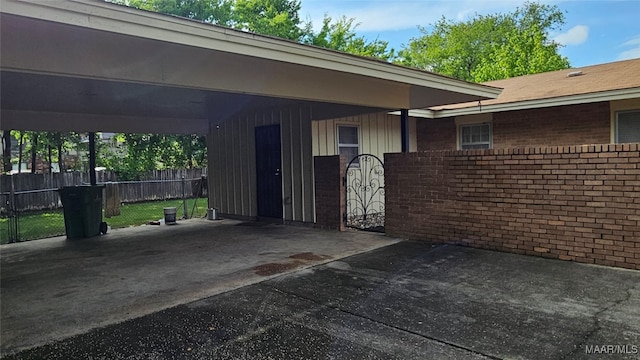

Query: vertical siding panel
left=370, top=113, right=376, bottom=156
left=226, top=120, right=233, bottom=214
left=217, top=120, right=227, bottom=213
left=386, top=114, right=393, bottom=153
left=292, top=108, right=303, bottom=222
left=371, top=113, right=380, bottom=157
left=248, top=114, right=259, bottom=217
left=252, top=114, right=260, bottom=217
left=280, top=109, right=293, bottom=221
left=312, top=120, right=319, bottom=156
left=327, top=120, right=338, bottom=155
left=238, top=116, right=246, bottom=215
left=321, top=120, right=329, bottom=156
left=363, top=113, right=371, bottom=155
left=247, top=114, right=254, bottom=216
left=390, top=114, right=401, bottom=153
left=321, top=120, right=328, bottom=155
left=231, top=116, right=241, bottom=215
left=317, top=120, right=325, bottom=155
left=381, top=113, right=390, bottom=156
left=238, top=116, right=248, bottom=215
left=302, top=106, right=315, bottom=222
left=377, top=113, right=386, bottom=157
left=368, top=113, right=376, bottom=157
left=357, top=115, right=364, bottom=154
left=360, top=114, right=369, bottom=155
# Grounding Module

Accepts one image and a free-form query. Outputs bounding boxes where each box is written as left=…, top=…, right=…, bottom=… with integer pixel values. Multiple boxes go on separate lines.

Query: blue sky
left=299, top=0, right=640, bottom=68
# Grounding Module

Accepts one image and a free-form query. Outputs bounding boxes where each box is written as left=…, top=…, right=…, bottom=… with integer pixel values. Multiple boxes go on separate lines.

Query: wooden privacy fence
left=0, top=169, right=207, bottom=214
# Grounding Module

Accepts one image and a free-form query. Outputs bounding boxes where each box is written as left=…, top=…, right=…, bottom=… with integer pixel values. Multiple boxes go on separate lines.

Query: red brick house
left=382, top=58, right=640, bottom=270
left=411, top=58, right=640, bottom=150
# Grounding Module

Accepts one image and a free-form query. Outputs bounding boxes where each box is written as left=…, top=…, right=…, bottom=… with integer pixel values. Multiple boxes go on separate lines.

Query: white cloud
left=553, top=25, right=589, bottom=46
left=621, top=35, right=640, bottom=47
left=299, top=0, right=523, bottom=33
left=618, top=34, right=640, bottom=60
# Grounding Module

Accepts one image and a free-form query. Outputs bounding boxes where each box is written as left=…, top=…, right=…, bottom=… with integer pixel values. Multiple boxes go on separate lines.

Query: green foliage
left=234, top=0, right=304, bottom=40
left=108, top=0, right=394, bottom=60
left=7, top=131, right=83, bottom=173
left=303, top=15, right=395, bottom=61
left=110, top=0, right=303, bottom=40
left=118, top=0, right=234, bottom=25
left=397, top=2, right=570, bottom=82
left=99, top=134, right=207, bottom=180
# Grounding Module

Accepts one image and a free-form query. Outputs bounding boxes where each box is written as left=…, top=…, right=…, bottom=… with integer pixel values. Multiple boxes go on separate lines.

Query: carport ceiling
left=0, top=0, right=501, bottom=135
left=1, top=70, right=385, bottom=134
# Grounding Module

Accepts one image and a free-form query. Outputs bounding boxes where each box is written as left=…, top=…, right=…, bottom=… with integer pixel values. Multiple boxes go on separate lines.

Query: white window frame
left=458, top=122, right=492, bottom=150
left=337, top=125, right=360, bottom=166
left=615, top=110, right=640, bottom=144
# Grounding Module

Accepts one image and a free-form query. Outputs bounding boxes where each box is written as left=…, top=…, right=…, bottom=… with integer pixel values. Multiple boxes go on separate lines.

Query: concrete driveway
left=2, top=221, right=639, bottom=359
left=0, top=219, right=398, bottom=356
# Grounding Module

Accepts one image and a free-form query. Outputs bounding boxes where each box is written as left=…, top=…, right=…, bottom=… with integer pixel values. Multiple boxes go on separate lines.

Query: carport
left=1, top=0, right=500, bottom=225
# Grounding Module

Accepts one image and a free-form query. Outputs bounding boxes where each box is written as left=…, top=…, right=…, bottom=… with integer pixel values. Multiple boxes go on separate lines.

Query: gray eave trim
left=402, top=88, right=640, bottom=119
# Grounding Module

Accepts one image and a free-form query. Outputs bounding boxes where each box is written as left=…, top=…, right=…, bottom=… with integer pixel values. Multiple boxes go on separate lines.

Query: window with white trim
left=459, top=123, right=492, bottom=149
left=616, top=110, right=640, bottom=144
left=338, top=125, right=360, bottom=165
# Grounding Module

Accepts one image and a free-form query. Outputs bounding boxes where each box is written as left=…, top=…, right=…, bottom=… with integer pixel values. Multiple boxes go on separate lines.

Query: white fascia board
left=402, top=88, right=640, bottom=119
left=0, top=0, right=501, bottom=100
left=388, top=109, right=436, bottom=118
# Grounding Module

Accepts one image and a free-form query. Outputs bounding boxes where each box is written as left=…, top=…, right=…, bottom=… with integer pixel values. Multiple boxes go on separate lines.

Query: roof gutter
left=400, top=87, right=640, bottom=119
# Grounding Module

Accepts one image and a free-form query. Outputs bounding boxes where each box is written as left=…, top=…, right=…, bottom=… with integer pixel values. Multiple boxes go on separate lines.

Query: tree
left=2, top=131, right=11, bottom=173
left=12, top=130, right=25, bottom=173
left=303, top=15, right=395, bottom=61
left=118, top=0, right=234, bottom=25
left=397, top=2, right=570, bottom=82
left=29, top=132, right=38, bottom=173
left=108, top=0, right=394, bottom=60
left=233, top=0, right=304, bottom=40
left=110, top=0, right=304, bottom=40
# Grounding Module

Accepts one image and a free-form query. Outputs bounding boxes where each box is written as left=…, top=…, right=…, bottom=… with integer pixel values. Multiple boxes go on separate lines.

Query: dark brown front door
left=255, top=124, right=282, bottom=219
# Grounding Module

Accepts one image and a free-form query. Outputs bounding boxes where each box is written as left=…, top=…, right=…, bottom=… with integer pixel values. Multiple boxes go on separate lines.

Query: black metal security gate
left=344, top=154, right=385, bottom=232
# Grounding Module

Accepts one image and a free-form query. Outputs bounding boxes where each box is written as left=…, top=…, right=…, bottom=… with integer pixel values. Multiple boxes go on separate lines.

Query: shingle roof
left=431, top=58, right=640, bottom=111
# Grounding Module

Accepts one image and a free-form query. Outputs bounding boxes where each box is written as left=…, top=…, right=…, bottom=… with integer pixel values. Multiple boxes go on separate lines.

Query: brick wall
left=385, top=144, right=640, bottom=270
left=416, top=102, right=611, bottom=150
left=416, top=117, right=457, bottom=151
left=314, top=155, right=345, bottom=230
left=493, top=102, right=611, bottom=148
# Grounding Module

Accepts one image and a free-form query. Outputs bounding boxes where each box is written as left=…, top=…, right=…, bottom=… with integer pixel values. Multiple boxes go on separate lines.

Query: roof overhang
left=402, top=87, right=640, bottom=119
left=0, top=0, right=500, bottom=134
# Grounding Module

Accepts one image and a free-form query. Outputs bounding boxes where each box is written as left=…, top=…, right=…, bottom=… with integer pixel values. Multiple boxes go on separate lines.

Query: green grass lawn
left=0, top=198, right=209, bottom=244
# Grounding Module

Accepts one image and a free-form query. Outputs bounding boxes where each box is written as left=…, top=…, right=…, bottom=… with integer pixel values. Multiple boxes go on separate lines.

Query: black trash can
left=57, top=186, right=106, bottom=240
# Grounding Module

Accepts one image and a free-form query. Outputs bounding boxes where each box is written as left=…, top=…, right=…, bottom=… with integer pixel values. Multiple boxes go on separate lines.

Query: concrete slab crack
left=560, top=284, right=636, bottom=360
left=267, top=285, right=504, bottom=360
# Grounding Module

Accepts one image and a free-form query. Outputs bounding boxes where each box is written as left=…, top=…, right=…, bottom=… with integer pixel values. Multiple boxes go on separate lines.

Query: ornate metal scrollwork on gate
left=345, top=154, right=385, bottom=232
